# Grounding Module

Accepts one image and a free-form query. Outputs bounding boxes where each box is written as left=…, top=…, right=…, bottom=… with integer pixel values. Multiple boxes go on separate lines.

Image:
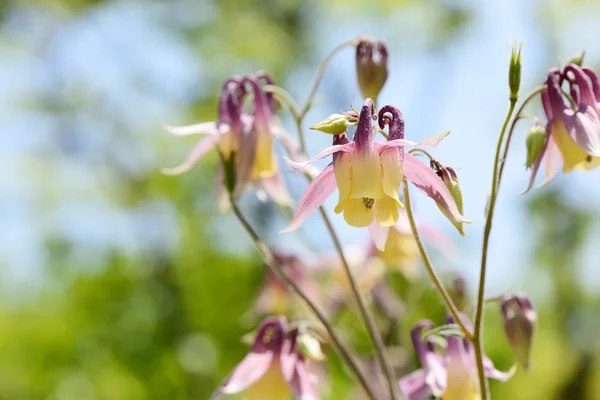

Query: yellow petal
left=245, top=364, right=291, bottom=400
left=375, top=196, right=400, bottom=227
left=218, top=131, right=237, bottom=159
left=380, top=148, right=403, bottom=201
left=576, top=155, right=600, bottom=171
left=252, top=129, right=277, bottom=178
left=338, top=198, right=375, bottom=227
left=349, top=152, right=384, bottom=199
left=552, top=122, right=589, bottom=173
left=334, top=152, right=353, bottom=210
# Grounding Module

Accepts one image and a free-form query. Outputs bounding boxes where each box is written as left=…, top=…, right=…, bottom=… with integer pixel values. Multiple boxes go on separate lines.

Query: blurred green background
left=3, top=0, right=600, bottom=399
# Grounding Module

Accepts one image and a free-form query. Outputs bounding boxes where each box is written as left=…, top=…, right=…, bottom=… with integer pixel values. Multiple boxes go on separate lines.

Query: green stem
left=473, top=99, right=517, bottom=400
left=299, top=39, right=357, bottom=120
left=402, top=182, right=472, bottom=339
left=317, top=207, right=402, bottom=400
left=229, top=198, right=377, bottom=400
left=496, top=86, right=547, bottom=187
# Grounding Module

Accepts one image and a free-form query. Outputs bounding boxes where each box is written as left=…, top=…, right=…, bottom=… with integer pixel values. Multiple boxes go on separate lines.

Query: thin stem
left=229, top=198, right=377, bottom=400
left=317, top=207, right=402, bottom=400
left=299, top=39, right=357, bottom=119
left=407, top=148, right=435, bottom=162
left=263, top=84, right=302, bottom=118
left=402, top=182, right=472, bottom=339
left=473, top=98, right=517, bottom=400
left=496, top=86, right=547, bottom=187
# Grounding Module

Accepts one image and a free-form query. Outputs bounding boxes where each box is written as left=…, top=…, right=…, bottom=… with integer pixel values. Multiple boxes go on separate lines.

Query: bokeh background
left=3, top=0, right=600, bottom=398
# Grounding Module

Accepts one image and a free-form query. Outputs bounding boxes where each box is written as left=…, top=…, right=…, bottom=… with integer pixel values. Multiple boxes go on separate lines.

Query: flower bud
left=309, top=113, right=354, bottom=134
left=356, top=38, right=388, bottom=101
left=296, top=332, right=325, bottom=361
left=509, top=43, right=523, bottom=101
left=567, top=50, right=585, bottom=67
left=525, top=126, right=546, bottom=169
left=449, top=274, right=468, bottom=311
left=501, top=293, right=537, bottom=369
left=431, top=161, right=465, bottom=236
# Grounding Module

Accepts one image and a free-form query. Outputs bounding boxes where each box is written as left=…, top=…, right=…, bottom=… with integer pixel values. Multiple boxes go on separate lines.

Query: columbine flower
left=399, top=317, right=514, bottom=400
left=281, top=99, right=468, bottom=231
left=211, top=317, right=320, bottom=400
left=162, top=75, right=290, bottom=206
left=525, top=65, right=600, bottom=192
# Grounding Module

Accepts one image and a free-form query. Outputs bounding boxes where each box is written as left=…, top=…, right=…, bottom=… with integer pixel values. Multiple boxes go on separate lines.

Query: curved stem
left=407, top=148, right=435, bottom=162
left=402, top=181, right=472, bottom=339
left=263, top=84, right=302, bottom=118
left=318, top=207, right=402, bottom=400
left=496, top=86, right=547, bottom=187
left=229, top=198, right=377, bottom=400
left=473, top=98, right=517, bottom=400
left=299, top=39, right=357, bottom=119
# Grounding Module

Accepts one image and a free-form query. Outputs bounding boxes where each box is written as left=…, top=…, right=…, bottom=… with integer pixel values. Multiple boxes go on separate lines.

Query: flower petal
left=376, top=131, right=450, bottom=152
left=368, top=221, right=390, bottom=251
left=333, top=151, right=353, bottom=209
left=380, top=147, right=403, bottom=202
left=338, top=198, right=376, bottom=227
left=403, top=153, right=470, bottom=224
left=539, top=134, right=562, bottom=187
left=375, top=196, right=400, bottom=227
left=260, top=169, right=292, bottom=207
left=285, top=143, right=355, bottom=170
left=163, top=121, right=219, bottom=136
left=280, top=164, right=336, bottom=233
left=483, top=357, right=516, bottom=382
left=161, top=133, right=221, bottom=175
left=289, top=361, right=319, bottom=400
left=563, top=105, right=600, bottom=157
left=350, top=150, right=384, bottom=199
left=399, top=369, right=433, bottom=400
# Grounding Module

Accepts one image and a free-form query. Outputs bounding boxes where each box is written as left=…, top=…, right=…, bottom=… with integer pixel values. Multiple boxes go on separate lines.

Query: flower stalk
left=228, top=194, right=378, bottom=400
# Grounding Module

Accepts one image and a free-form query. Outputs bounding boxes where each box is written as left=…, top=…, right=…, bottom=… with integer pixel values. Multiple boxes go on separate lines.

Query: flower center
left=362, top=197, right=375, bottom=209
left=262, top=326, right=275, bottom=344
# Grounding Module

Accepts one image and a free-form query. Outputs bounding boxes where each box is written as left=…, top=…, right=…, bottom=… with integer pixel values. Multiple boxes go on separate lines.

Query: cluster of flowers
left=162, top=36, right=599, bottom=399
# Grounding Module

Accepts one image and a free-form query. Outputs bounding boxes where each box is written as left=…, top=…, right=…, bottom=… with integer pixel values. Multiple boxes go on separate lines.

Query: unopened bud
left=449, top=274, right=468, bottom=311
left=525, top=126, right=546, bottom=168
left=501, top=293, right=537, bottom=370
left=509, top=43, right=523, bottom=101
left=297, top=332, right=325, bottom=361
left=567, top=50, right=586, bottom=67
left=431, top=161, right=465, bottom=236
left=310, top=113, right=354, bottom=134
left=356, top=38, right=388, bottom=101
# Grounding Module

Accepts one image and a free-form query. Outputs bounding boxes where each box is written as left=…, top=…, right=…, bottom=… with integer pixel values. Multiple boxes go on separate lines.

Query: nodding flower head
left=524, top=65, right=600, bottom=193
left=243, top=76, right=278, bottom=179
left=399, top=316, right=514, bottom=400
left=211, top=317, right=321, bottom=400
left=356, top=37, right=389, bottom=101
left=501, top=293, right=537, bottom=370
left=281, top=100, right=468, bottom=233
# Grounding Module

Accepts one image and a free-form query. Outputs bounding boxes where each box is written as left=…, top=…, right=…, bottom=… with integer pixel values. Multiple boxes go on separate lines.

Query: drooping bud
left=567, top=50, right=586, bottom=67
left=431, top=160, right=465, bottom=236
left=296, top=332, right=325, bottom=361
left=509, top=42, right=523, bottom=102
left=355, top=37, right=388, bottom=101
left=501, top=293, right=537, bottom=369
left=309, top=113, right=355, bottom=134
left=525, top=126, right=546, bottom=168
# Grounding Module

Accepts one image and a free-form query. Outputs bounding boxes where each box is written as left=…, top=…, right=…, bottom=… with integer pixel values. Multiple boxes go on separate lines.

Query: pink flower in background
left=281, top=99, right=468, bottom=231
left=525, top=65, right=600, bottom=192
left=211, top=317, right=320, bottom=400
left=399, top=316, right=514, bottom=400
left=162, top=75, right=291, bottom=207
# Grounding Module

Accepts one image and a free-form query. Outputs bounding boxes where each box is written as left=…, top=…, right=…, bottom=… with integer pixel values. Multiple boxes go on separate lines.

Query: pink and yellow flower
left=211, top=317, right=320, bottom=400
left=162, top=75, right=290, bottom=206
left=281, top=99, right=468, bottom=231
left=525, top=65, right=600, bottom=192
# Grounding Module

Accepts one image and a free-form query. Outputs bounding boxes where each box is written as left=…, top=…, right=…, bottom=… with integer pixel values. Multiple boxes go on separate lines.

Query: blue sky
left=2, top=0, right=600, bottom=301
